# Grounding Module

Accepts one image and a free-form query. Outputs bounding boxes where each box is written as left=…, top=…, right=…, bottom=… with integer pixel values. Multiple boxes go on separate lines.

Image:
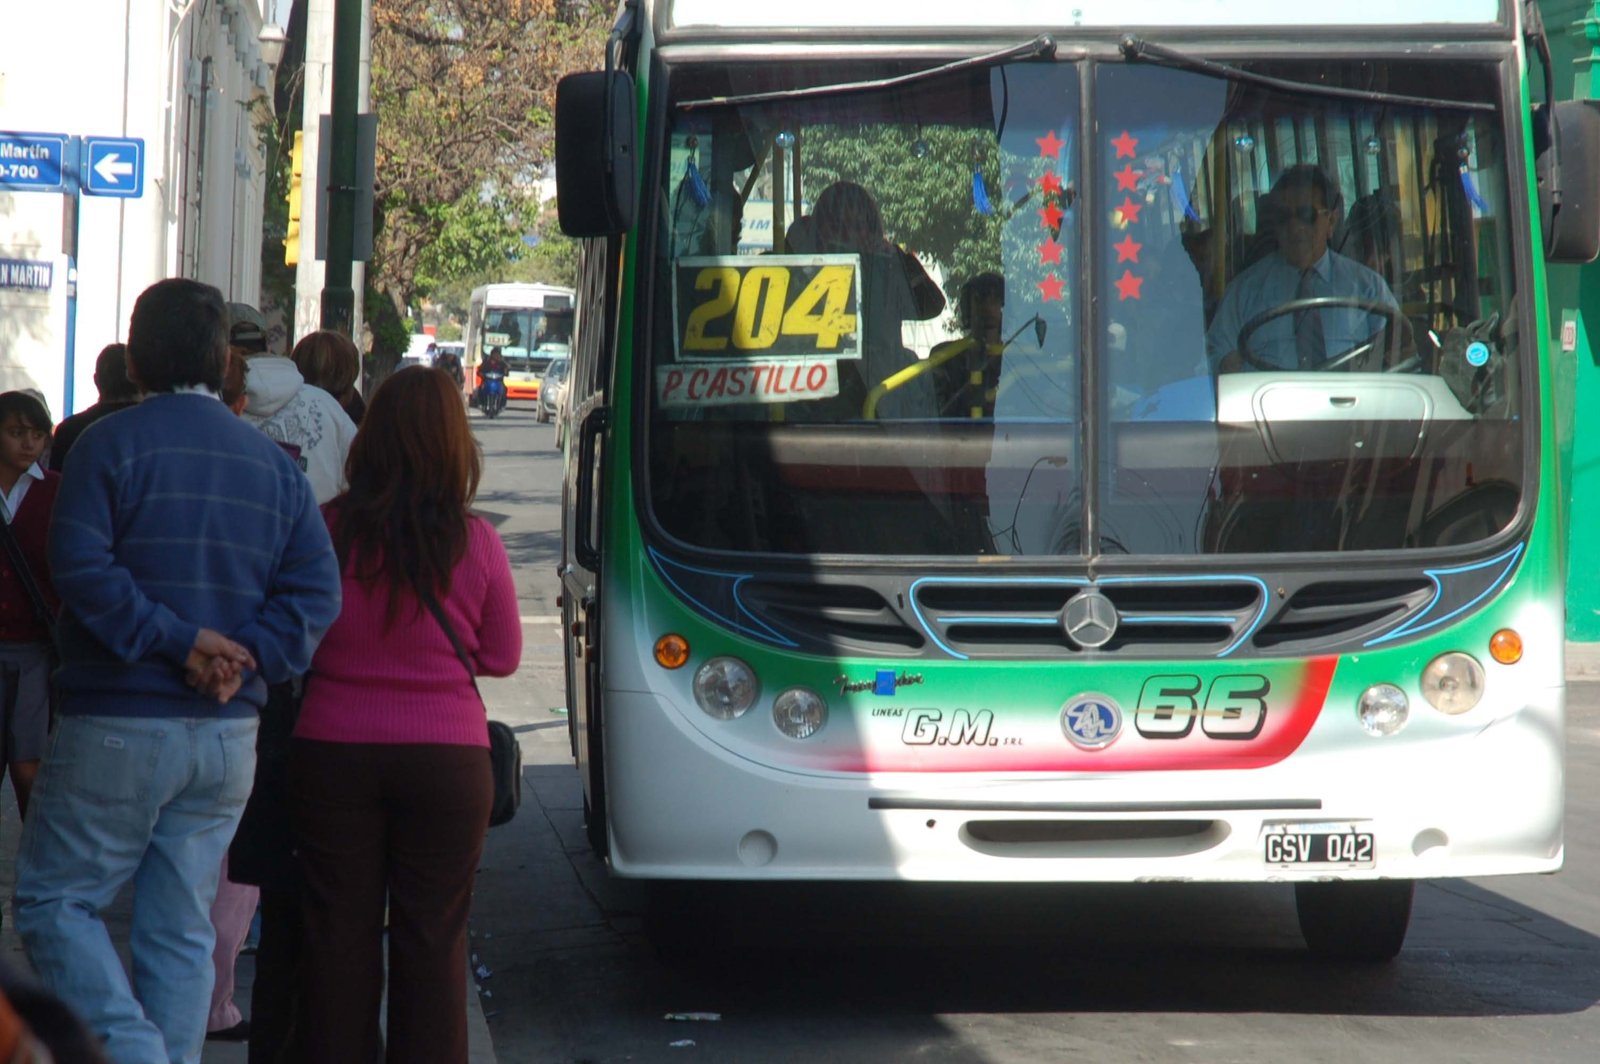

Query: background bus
left=464, top=282, right=576, bottom=402
left=553, top=0, right=1600, bottom=960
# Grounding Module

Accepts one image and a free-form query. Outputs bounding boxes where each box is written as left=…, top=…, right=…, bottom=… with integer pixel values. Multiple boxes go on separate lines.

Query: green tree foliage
left=800, top=124, right=1065, bottom=324
left=365, top=0, right=608, bottom=369
left=425, top=202, right=578, bottom=329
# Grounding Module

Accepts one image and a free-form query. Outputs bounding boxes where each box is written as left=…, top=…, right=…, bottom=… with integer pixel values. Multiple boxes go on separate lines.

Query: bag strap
left=419, top=584, right=482, bottom=703
left=0, top=509, right=54, bottom=637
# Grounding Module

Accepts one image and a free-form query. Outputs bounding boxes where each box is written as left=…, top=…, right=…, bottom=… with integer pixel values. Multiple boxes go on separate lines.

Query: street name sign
left=83, top=136, right=144, bottom=198
left=0, top=131, right=69, bottom=193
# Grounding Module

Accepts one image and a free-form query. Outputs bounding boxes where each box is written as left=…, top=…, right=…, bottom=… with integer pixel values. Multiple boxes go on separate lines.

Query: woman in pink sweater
left=289, top=367, right=521, bottom=1063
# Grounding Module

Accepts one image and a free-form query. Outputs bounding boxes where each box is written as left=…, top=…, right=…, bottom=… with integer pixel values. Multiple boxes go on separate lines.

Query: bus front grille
left=910, top=578, right=1267, bottom=659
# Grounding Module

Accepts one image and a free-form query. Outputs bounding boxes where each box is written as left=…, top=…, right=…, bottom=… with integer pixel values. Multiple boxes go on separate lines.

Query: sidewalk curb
left=467, top=961, right=497, bottom=1064
left=1568, top=642, right=1600, bottom=681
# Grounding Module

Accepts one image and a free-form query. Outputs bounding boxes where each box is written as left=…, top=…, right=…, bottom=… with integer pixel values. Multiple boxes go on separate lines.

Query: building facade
left=0, top=0, right=281, bottom=418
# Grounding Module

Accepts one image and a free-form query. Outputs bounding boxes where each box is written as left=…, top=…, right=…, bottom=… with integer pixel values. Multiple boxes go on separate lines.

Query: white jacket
left=241, top=356, right=357, bottom=505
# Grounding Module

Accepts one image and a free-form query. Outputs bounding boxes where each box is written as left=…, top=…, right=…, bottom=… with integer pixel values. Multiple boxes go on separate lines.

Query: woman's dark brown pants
left=290, top=739, right=492, bottom=1064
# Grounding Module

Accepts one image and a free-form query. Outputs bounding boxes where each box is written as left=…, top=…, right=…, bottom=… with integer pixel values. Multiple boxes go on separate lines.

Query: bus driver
left=1205, top=165, right=1400, bottom=373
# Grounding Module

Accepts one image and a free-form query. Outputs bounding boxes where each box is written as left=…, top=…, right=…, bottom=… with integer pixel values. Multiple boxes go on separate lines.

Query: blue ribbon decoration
left=972, top=170, right=994, bottom=215
left=685, top=154, right=711, bottom=208
left=1459, top=164, right=1488, bottom=212
left=1170, top=166, right=1201, bottom=222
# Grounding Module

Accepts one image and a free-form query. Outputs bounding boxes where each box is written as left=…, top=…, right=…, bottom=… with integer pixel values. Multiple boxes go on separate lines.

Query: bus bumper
left=601, top=683, right=1564, bottom=883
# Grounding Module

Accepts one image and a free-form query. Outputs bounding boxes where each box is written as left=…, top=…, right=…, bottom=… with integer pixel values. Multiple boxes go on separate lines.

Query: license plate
left=1264, top=829, right=1374, bottom=867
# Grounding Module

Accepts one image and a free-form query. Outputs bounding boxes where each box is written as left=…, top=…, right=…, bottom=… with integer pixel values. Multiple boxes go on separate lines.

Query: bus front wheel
left=1294, top=879, right=1414, bottom=961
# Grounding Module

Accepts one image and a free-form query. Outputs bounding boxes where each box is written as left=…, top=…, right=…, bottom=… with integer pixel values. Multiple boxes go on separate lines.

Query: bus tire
left=1294, top=879, right=1414, bottom=961
left=583, top=788, right=607, bottom=858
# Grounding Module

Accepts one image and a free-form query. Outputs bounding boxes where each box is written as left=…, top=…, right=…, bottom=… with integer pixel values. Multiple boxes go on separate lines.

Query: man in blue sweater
left=13, top=278, right=342, bottom=1064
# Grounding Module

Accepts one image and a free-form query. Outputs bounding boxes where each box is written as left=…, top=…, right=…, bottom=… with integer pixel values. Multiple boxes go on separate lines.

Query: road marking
left=521, top=615, right=560, bottom=625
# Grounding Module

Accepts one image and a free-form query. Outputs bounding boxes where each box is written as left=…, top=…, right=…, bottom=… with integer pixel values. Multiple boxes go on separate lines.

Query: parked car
left=399, top=333, right=436, bottom=370
left=537, top=356, right=570, bottom=424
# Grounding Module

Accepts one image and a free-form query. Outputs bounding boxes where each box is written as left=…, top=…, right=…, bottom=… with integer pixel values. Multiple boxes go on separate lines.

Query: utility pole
left=320, top=0, right=362, bottom=333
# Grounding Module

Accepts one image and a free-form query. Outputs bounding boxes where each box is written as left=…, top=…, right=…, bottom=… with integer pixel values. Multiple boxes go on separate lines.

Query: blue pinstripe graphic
left=1363, top=542, right=1524, bottom=646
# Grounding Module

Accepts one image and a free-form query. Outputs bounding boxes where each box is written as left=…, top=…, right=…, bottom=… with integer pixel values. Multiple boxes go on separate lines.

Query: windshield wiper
left=677, top=34, right=1057, bottom=111
left=1119, top=35, right=1494, bottom=114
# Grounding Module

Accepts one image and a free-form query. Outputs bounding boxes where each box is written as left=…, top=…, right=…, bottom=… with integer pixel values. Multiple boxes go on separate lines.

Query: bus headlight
left=692, top=656, right=759, bottom=720
left=1421, top=652, right=1485, bottom=715
left=773, top=687, right=827, bottom=739
left=1357, top=684, right=1409, bottom=737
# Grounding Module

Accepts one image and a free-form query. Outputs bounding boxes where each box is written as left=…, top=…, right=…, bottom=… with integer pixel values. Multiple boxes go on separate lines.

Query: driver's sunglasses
left=1269, top=204, right=1330, bottom=227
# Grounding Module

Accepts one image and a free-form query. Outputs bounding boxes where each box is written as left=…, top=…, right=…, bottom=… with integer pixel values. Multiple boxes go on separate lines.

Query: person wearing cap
left=228, top=302, right=357, bottom=505
left=49, top=343, right=141, bottom=472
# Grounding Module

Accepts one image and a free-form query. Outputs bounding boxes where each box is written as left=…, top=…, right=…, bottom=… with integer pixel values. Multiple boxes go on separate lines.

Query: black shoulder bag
left=418, top=587, right=521, bottom=827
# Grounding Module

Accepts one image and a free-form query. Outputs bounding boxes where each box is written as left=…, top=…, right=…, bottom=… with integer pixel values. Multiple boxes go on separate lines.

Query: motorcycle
left=477, top=369, right=508, bottom=419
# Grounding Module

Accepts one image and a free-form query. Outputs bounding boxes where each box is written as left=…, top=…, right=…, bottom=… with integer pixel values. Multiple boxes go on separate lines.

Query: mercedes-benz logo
left=1062, top=589, right=1118, bottom=649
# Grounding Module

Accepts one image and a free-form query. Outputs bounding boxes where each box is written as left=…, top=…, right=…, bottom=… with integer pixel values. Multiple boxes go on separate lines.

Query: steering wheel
left=1236, top=296, right=1405, bottom=372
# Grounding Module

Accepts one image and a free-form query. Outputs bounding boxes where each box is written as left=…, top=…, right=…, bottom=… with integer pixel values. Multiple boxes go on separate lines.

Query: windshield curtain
left=646, top=55, right=1523, bottom=558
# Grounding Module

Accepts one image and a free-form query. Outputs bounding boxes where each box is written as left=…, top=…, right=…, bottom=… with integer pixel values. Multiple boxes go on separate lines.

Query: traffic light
left=285, top=131, right=303, bottom=266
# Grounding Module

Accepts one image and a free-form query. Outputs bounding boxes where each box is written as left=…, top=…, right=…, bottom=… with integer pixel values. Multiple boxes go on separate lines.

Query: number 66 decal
left=1134, top=673, right=1271, bottom=740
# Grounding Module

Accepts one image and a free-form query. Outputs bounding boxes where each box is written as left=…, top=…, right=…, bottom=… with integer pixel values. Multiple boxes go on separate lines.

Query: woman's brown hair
left=291, top=329, right=361, bottom=398
left=333, top=367, right=482, bottom=624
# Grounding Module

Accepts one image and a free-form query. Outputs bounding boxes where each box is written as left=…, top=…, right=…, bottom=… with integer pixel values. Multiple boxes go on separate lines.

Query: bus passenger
left=930, top=272, right=1006, bottom=417
left=808, top=181, right=945, bottom=417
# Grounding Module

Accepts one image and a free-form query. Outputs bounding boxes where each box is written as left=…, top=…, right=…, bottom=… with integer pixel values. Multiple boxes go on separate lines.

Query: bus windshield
left=478, top=306, right=575, bottom=372
left=647, top=55, right=1522, bottom=558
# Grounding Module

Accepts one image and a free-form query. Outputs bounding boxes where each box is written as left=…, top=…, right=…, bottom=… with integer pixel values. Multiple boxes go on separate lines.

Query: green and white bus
left=554, top=0, right=1600, bottom=958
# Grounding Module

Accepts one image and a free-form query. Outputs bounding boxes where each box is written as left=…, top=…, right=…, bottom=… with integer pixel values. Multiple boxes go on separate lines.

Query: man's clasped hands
left=184, top=628, right=257, bottom=704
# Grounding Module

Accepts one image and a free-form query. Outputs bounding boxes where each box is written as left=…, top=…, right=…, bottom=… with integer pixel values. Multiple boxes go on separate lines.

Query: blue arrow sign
left=0, top=131, right=69, bottom=192
left=83, top=136, right=144, bottom=198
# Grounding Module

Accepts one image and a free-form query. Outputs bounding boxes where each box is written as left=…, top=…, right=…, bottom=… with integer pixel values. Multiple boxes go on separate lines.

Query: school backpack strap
left=0, top=515, right=54, bottom=639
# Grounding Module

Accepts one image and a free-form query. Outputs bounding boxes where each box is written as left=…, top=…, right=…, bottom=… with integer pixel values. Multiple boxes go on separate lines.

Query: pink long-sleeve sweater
left=293, top=513, right=522, bottom=747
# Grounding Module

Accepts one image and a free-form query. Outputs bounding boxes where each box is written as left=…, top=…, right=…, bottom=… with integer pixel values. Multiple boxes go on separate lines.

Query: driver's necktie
left=1294, top=267, right=1325, bottom=369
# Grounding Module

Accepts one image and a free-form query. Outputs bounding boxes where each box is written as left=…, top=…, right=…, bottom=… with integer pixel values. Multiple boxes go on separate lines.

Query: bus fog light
left=1421, top=652, right=1485, bottom=715
left=1358, top=684, right=1409, bottom=737
left=692, top=656, right=758, bottom=720
left=773, top=687, right=827, bottom=739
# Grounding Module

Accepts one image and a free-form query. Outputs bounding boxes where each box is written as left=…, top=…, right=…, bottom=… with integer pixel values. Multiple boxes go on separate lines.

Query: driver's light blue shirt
left=1205, top=248, right=1397, bottom=370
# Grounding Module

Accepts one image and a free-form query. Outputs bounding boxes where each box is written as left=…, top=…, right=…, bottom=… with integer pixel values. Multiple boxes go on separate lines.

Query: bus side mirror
left=1538, top=99, right=1600, bottom=264
left=556, top=70, right=637, bottom=238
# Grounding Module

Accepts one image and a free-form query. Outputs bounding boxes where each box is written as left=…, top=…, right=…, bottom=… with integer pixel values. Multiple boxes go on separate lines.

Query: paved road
left=466, top=405, right=1600, bottom=1064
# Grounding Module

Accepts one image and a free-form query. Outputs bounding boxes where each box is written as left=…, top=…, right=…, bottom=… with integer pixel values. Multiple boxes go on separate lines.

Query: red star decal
left=1112, top=235, right=1142, bottom=264
left=1111, top=131, right=1138, bottom=158
left=1038, top=202, right=1064, bottom=230
left=1115, top=196, right=1143, bottom=225
left=1038, top=273, right=1066, bottom=302
left=1040, top=171, right=1064, bottom=195
left=1113, top=269, right=1144, bottom=301
left=1113, top=164, right=1142, bottom=192
left=1038, top=238, right=1065, bottom=265
left=1036, top=130, right=1065, bottom=158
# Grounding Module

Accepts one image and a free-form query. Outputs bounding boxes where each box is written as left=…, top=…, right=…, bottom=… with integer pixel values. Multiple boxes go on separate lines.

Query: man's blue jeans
left=13, top=714, right=258, bottom=1064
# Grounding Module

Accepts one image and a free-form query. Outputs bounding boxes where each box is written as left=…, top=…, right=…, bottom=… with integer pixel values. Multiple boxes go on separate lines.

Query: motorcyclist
left=473, top=347, right=505, bottom=396
left=434, top=346, right=465, bottom=391
left=475, top=346, right=509, bottom=402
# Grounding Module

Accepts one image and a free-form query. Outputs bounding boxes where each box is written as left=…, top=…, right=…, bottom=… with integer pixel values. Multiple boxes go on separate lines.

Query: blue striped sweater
left=49, top=392, right=341, bottom=718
